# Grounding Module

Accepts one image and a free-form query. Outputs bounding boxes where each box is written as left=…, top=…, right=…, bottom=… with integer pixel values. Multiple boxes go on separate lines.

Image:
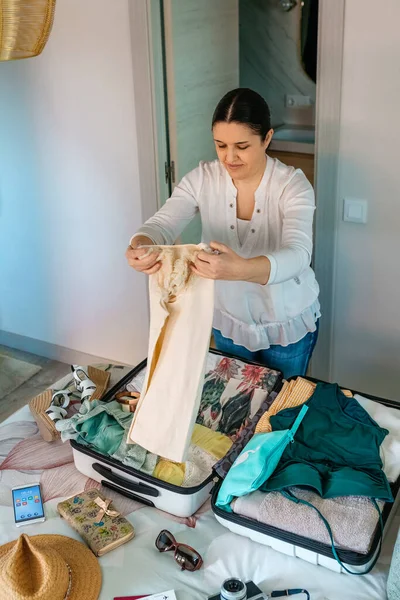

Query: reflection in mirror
left=300, top=0, right=319, bottom=83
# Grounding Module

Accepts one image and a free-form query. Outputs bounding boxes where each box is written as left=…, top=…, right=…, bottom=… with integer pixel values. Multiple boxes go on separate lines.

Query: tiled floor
left=0, top=345, right=70, bottom=423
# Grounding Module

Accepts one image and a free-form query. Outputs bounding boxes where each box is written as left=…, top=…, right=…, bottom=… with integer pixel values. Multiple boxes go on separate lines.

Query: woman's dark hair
left=212, top=88, right=271, bottom=140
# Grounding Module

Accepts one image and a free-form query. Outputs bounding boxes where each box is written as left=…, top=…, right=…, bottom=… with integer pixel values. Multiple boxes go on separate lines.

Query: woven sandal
left=45, top=404, right=67, bottom=422
left=71, top=365, right=110, bottom=402
left=29, top=390, right=59, bottom=442
left=45, top=389, right=71, bottom=422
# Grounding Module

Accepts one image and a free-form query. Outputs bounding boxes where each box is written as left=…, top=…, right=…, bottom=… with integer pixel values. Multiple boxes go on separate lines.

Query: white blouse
left=132, top=157, right=320, bottom=351
left=237, top=218, right=251, bottom=246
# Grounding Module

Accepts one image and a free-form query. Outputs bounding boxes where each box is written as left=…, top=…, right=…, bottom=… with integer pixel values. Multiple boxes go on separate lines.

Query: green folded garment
left=57, top=399, right=158, bottom=474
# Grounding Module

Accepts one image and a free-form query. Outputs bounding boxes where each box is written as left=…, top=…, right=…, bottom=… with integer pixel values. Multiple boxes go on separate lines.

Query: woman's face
left=213, top=121, right=273, bottom=181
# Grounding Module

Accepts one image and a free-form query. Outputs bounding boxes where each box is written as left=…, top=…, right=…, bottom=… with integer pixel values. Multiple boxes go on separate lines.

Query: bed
left=0, top=366, right=397, bottom=600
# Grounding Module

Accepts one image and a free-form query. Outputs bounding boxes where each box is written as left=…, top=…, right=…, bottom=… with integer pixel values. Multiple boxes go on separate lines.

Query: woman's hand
left=192, top=242, right=246, bottom=281
left=125, top=235, right=161, bottom=275
left=192, top=241, right=271, bottom=285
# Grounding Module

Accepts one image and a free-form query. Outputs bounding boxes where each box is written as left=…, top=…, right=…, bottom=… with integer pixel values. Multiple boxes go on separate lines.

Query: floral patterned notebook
left=57, top=489, right=134, bottom=556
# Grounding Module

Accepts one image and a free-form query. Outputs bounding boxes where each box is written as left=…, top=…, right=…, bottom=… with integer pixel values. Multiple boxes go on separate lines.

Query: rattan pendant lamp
left=0, top=0, right=56, bottom=61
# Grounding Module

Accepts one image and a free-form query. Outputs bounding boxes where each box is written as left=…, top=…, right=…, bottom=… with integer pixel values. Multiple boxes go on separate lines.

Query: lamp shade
left=0, top=0, right=56, bottom=61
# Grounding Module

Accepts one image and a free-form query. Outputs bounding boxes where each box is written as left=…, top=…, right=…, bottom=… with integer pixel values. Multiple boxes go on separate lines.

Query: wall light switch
left=343, top=198, right=368, bottom=224
left=285, top=94, right=312, bottom=108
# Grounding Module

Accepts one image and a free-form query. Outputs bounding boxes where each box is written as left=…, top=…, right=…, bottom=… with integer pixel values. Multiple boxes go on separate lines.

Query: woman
left=126, top=88, right=320, bottom=378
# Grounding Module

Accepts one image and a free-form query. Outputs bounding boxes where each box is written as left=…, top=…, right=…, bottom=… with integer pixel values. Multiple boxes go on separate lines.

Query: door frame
left=127, top=0, right=169, bottom=217
left=311, top=0, right=345, bottom=381
left=128, top=0, right=346, bottom=381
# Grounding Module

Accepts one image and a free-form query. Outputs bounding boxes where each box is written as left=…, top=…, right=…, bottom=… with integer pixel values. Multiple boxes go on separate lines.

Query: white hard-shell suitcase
left=72, top=350, right=283, bottom=518
left=211, top=378, right=400, bottom=573
left=71, top=439, right=214, bottom=518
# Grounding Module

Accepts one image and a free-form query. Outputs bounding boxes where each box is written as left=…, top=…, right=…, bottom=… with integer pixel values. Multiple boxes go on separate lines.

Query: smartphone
left=12, top=483, right=45, bottom=527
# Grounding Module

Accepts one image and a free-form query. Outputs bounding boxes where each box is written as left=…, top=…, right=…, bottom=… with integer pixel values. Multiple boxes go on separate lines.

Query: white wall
left=331, top=0, right=400, bottom=399
left=0, top=0, right=149, bottom=365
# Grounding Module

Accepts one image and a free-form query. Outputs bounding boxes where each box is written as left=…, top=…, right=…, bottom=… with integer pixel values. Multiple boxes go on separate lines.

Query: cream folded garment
left=128, top=244, right=215, bottom=463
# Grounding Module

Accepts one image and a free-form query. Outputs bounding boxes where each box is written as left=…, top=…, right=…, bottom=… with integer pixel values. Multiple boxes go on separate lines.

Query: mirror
left=300, top=0, right=319, bottom=83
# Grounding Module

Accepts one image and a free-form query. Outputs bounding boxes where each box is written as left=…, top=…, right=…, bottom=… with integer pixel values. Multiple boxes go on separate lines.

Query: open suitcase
left=71, top=349, right=283, bottom=518
left=211, top=376, right=400, bottom=574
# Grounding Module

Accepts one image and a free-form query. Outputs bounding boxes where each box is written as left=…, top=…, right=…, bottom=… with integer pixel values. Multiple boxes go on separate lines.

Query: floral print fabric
left=213, top=388, right=278, bottom=479
left=196, top=357, right=280, bottom=437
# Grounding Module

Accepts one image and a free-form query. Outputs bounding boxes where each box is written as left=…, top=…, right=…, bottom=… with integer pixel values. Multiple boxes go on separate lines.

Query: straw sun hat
left=0, top=533, right=102, bottom=600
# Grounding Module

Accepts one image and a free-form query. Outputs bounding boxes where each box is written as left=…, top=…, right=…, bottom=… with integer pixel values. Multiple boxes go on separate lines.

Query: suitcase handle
left=101, top=480, right=155, bottom=507
left=92, top=463, right=160, bottom=497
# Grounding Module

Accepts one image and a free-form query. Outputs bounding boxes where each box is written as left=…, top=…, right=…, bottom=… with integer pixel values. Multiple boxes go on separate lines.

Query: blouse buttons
left=251, top=228, right=256, bottom=233
left=230, top=203, right=234, bottom=208
left=256, top=209, right=261, bottom=214
left=230, top=225, right=235, bottom=230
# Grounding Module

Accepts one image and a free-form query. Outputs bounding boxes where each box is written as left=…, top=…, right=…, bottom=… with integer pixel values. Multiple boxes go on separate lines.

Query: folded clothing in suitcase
left=211, top=377, right=400, bottom=574
left=70, top=350, right=282, bottom=517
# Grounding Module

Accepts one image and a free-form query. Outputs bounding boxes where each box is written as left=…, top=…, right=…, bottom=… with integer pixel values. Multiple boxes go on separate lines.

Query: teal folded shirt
left=57, top=399, right=158, bottom=474
left=77, top=410, right=124, bottom=455
left=260, top=383, right=393, bottom=502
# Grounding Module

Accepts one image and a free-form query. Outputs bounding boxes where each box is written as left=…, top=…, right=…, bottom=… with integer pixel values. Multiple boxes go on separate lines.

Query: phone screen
left=12, top=484, right=44, bottom=524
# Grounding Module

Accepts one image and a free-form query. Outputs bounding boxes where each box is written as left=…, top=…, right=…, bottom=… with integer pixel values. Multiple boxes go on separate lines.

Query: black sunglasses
left=155, top=529, right=203, bottom=572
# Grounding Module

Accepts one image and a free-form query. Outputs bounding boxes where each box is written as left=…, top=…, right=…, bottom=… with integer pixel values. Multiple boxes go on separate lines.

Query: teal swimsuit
left=260, top=383, right=393, bottom=502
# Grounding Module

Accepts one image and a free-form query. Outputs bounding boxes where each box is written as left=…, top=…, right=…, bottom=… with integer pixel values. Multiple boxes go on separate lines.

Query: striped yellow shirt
left=255, top=378, right=352, bottom=434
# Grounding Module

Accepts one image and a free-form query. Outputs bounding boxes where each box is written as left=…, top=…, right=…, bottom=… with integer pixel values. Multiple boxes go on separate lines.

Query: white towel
left=355, top=394, right=400, bottom=482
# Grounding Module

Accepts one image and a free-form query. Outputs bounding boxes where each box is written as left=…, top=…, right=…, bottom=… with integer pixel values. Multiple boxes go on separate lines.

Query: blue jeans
left=212, top=321, right=319, bottom=380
